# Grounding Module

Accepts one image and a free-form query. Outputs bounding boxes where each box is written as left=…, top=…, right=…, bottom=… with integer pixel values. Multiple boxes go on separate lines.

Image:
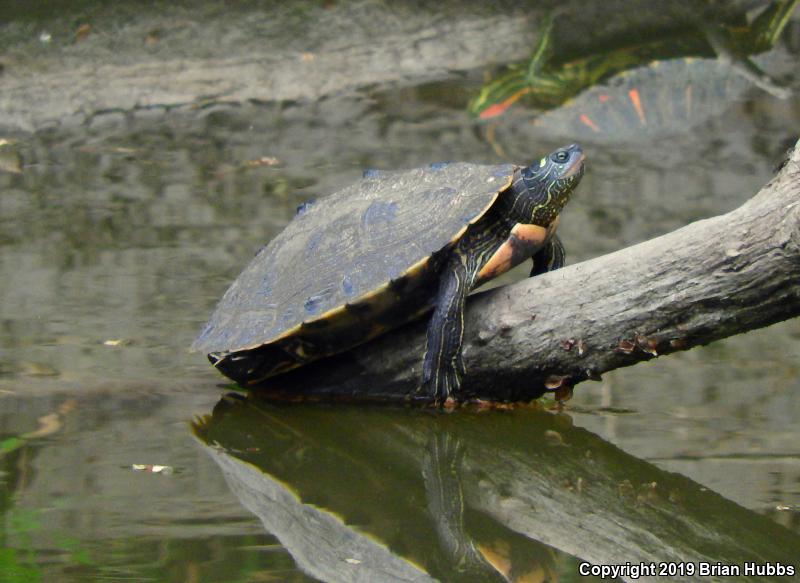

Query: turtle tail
left=207, top=345, right=299, bottom=387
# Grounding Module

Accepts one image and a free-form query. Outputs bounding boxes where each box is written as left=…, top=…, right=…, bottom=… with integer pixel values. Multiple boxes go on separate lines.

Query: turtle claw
left=421, top=362, right=462, bottom=406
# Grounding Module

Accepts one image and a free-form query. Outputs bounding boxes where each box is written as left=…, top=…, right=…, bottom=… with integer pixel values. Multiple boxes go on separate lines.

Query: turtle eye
left=552, top=150, right=569, bottom=163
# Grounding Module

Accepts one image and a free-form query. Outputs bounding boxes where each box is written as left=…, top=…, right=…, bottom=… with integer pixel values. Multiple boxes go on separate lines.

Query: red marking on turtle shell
left=579, top=114, right=600, bottom=132
left=628, top=88, right=646, bottom=126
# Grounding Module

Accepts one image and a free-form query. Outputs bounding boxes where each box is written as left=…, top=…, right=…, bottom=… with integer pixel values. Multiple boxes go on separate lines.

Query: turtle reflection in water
left=470, top=0, right=796, bottom=140
left=193, top=145, right=586, bottom=404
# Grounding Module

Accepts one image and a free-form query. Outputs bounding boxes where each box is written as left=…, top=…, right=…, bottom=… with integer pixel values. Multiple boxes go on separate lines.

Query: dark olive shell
left=193, top=162, right=515, bottom=355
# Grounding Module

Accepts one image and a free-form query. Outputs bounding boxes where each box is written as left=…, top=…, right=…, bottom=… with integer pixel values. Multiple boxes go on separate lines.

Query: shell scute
left=361, top=200, right=399, bottom=228
left=341, top=274, right=355, bottom=296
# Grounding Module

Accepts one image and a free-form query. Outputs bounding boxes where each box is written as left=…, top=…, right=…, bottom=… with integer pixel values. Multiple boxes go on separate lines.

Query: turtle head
left=515, top=144, right=585, bottom=227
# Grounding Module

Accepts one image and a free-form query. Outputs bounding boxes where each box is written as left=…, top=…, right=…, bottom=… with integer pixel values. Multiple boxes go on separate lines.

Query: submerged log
left=260, top=140, right=800, bottom=403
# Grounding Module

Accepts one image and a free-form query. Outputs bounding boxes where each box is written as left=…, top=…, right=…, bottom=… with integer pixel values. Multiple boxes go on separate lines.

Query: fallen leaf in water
left=544, top=429, right=564, bottom=446
left=345, top=558, right=362, bottom=565
left=103, top=338, right=129, bottom=347
left=22, top=413, right=61, bottom=439
left=243, top=156, right=280, bottom=168
left=59, top=398, right=78, bottom=415
left=145, top=30, right=160, bottom=47
left=300, top=52, right=316, bottom=62
left=132, top=464, right=174, bottom=475
left=76, top=23, right=91, bottom=42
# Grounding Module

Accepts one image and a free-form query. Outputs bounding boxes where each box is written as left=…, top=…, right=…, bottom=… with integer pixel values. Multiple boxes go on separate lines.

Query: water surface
left=1, top=1, right=799, bottom=581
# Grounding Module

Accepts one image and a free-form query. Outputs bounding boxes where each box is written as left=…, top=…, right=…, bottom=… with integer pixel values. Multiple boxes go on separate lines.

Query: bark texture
left=262, top=140, right=800, bottom=402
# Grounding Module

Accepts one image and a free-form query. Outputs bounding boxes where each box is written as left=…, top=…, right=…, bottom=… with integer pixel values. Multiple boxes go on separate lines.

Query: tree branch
left=260, top=140, right=800, bottom=403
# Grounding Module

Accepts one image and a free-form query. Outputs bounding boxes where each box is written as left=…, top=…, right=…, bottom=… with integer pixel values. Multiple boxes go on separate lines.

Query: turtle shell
left=193, top=162, right=516, bottom=375
left=534, top=57, right=757, bottom=142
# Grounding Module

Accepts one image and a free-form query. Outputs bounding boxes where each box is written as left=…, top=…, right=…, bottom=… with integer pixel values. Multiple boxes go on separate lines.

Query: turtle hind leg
left=422, top=252, right=472, bottom=405
left=529, top=234, right=565, bottom=277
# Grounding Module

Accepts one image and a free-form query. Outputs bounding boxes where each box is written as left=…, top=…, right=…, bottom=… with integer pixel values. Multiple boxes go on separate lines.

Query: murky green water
left=2, top=1, right=800, bottom=581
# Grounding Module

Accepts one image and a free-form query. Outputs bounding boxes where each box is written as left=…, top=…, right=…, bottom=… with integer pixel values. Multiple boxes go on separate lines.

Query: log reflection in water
left=193, top=396, right=800, bottom=582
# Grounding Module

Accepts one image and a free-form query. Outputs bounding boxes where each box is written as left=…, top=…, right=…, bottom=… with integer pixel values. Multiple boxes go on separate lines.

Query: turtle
left=192, top=144, right=585, bottom=404
left=531, top=54, right=777, bottom=143
left=469, top=0, right=795, bottom=124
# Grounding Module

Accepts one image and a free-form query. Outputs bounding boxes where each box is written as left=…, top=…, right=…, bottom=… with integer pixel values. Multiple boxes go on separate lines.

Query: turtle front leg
left=422, top=233, right=565, bottom=403
left=422, top=252, right=474, bottom=405
left=529, top=234, right=565, bottom=277
left=421, top=430, right=506, bottom=580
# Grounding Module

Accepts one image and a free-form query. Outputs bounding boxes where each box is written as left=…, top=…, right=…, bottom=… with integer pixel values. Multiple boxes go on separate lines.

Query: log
left=260, top=140, right=800, bottom=403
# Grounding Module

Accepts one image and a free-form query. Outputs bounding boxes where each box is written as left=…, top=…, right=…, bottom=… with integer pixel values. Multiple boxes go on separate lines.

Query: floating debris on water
left=544, top=429, right=564, bottom=446
left=243, top=156, right=280, bottom=168
left=131, top=464, right=174, bottom=475
left=75, top=23, right=91, bottom=42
